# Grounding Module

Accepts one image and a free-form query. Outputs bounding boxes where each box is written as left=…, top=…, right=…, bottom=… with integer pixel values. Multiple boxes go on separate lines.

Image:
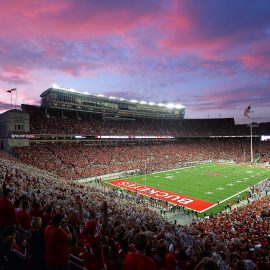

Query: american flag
left=244, top=105, right=251, bottom=118
left=6, top=88, right=16, bottom=93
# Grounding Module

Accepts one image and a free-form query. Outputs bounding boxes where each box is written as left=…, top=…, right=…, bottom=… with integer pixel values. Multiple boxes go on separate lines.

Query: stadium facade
left=40, top=86, right=186, bottom=120
left=0, top=86, right=269, bottom=155
left=0, top=109, right=30, bottom=151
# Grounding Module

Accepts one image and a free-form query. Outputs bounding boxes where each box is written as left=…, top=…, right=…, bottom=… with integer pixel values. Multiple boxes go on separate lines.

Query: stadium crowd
left=0, top=151, right=270, bottom=270
left=23, top=105, right=270, bottom=137
left=0, top=105, right=269, bottom=269
left=260, top=142, right=270, bottom=163
left=14, top=139, right=270, bottom=179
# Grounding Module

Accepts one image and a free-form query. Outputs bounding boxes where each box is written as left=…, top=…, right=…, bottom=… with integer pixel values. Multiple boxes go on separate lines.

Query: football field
left=107, top=163, right=270, bottom=214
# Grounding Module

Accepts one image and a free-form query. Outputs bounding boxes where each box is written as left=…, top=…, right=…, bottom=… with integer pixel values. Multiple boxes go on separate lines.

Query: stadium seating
left=1, top=105, right=269, bottom=269
left=0, top=152, right=269, bottom=269
left=22, top=105, right=270, bottom=137
left=13, top=139, right=259, bottom=179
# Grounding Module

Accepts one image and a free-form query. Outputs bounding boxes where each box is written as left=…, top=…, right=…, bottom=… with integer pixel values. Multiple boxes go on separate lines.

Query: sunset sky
left=0, top=0, right=270, bottom=123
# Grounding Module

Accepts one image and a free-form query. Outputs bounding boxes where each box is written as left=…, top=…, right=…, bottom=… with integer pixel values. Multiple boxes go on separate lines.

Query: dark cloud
left=179, top=0, right=270, bottom=42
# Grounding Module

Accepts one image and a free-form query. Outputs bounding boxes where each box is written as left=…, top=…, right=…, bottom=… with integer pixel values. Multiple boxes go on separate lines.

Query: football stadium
left=0, top=86, right=270, bottom=269
left=2, top=0, right=270, bottom=269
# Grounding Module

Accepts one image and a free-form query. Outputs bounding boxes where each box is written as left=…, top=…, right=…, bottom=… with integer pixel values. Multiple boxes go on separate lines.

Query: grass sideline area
left=107, top=163, right=270, bottom=215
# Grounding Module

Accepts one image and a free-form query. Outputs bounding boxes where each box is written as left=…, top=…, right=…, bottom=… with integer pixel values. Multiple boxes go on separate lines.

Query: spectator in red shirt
left=165, top=244, right=177, bottom=270
left=17, top=200, right=31, bottom=231
left=79, top=219, right=106, bottom=270
left=78, top=200, right=108, bottom=270
left=44, top=213, right=72, bottom=270
left=0, top=184, right=17, bottom=232
left=123, top=232, right=157, bottom=270
left=30, top=201, right=43, bottom=218
left=42, top=205, right=53, bottom=231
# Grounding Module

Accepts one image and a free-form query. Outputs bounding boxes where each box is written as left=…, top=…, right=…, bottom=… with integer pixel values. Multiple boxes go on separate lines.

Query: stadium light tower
left=244, top=105, right=256, bottom=163
left=144, top=159, right=147, bottom=187
left=249, top=121, right=258, bottom=163
left=144, top=159, right=150, bottom=188
left=250, top=122, right=253, bottom=163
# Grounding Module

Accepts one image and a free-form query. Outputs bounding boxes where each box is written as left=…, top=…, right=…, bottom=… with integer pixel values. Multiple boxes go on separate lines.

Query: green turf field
left=121, top=163, right=270, bottom=213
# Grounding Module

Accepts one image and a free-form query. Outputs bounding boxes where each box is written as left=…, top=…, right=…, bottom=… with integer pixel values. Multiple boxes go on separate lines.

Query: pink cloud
left=21, top=1, right=69, bottom=18
left=4, top=66, right=29, bottom=76
left=0, top=0, right=269, bottom=123
left=0, top=1, right=158, bottom=40
left=240, top=50, right=270, bottom=75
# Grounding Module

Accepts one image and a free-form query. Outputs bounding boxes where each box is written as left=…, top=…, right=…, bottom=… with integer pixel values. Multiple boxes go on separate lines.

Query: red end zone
left=108, top=179, right=214, bottom=212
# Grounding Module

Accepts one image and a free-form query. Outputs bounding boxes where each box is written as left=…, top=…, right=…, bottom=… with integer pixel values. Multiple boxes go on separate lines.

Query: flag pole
left=244, top=105, right=253, bottom=163
left=250, top=110, right=255, bottom=163
left=144, top=159, right=147, bottom=187
left=6, top=88, right=16, bottom=109
left=250, top=119, right=253, bottom=163
left=15, top=88, right=17, bottom=108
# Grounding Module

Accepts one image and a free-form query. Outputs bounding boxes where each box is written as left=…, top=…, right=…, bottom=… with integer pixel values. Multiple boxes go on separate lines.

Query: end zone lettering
left=118, top=181, right=193, bottom=205
left=108, top=179, right=214, bottom=212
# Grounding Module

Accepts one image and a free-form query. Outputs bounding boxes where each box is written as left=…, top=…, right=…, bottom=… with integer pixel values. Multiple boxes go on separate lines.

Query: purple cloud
left=0, top=0, right=269, bottom=123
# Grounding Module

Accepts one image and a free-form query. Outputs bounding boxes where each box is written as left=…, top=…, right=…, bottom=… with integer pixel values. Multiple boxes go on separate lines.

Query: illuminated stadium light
left=52, top=85, right=90, bottom=95
left=48, top=85, right=185, bottom=110
left=166, top=103, right=175, bottom=109
left=175, top=104, right=185, bottom=109
left=67, top=88, right=90, bottom=95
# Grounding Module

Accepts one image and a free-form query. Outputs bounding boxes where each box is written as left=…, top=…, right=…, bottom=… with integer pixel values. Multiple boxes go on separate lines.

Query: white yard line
left=124, top=163, right=209, bottom=180
left=144, top=165, right=199, bottom=175
left=200, top=177, right=269, bottom=212
left=111, top=163, right=269, bottom=213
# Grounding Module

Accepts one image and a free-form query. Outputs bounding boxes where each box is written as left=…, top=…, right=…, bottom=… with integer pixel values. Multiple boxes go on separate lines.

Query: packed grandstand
left=0, top=87, right=270, bottom=270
